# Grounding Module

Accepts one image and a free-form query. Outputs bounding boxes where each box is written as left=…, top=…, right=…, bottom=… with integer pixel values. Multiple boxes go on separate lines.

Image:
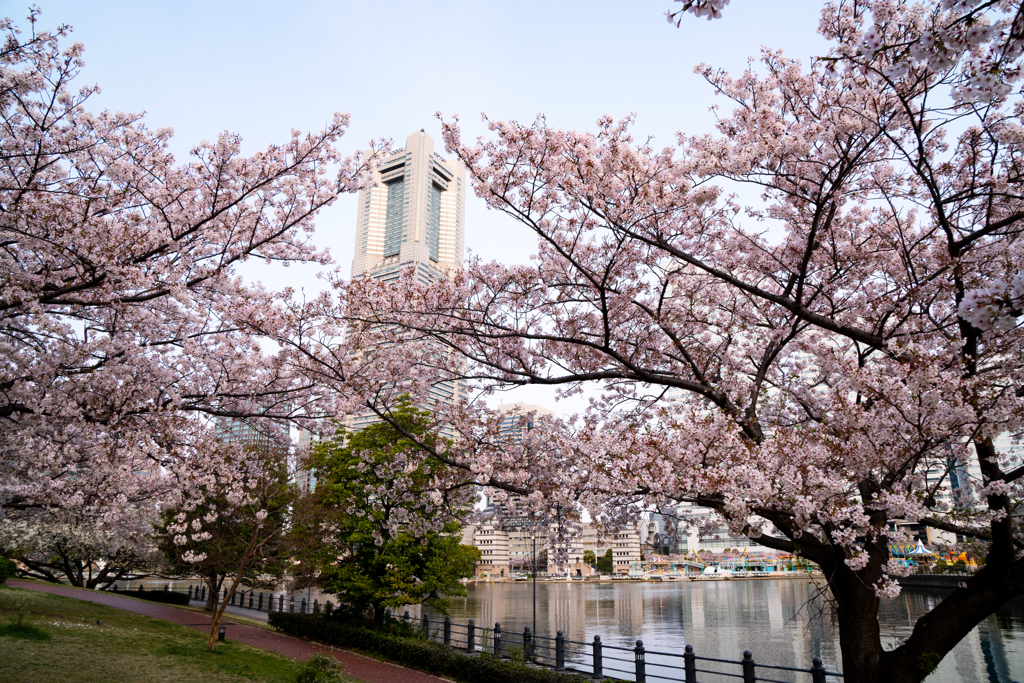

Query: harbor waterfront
left=428, top=579, right=1024, bottom=683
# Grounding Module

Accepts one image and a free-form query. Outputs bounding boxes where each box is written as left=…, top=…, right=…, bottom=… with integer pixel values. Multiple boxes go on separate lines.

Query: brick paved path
left=9, top=580, right=449, bottom=683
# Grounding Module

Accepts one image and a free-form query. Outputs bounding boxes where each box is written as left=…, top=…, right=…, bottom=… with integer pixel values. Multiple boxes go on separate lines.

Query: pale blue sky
left=7, top=0, right=829, bottom=409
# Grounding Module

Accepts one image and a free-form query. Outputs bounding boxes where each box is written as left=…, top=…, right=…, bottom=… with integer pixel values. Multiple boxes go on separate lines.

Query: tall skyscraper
left=347, top=130, right=467, bottom=432
left=351, top=130, right=465, bottom=282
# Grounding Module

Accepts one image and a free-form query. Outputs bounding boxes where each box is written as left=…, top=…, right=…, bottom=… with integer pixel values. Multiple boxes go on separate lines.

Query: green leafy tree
left=302, top=401, right=479, bottom=627
left=595, top=549, right=613, bottom=574
left=582, top=550, right=596, bottom=566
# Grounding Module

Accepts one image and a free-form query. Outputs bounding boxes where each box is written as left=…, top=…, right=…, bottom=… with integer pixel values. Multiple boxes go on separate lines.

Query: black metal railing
left=401, top=610, right=843, bottom=683
left=108, top=582, right=330, bottom=616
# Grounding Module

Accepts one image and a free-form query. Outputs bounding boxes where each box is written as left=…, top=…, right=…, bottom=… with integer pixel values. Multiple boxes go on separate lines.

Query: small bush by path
left=0, top=586, right=309, bottom=683
left=104, top=588, right=190, bottom=605
left=269, top=612, right=595, bottom=683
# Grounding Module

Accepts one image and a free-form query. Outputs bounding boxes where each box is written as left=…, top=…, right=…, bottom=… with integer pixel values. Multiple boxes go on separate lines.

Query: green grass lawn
left=0, top=585, right=333, bottom=683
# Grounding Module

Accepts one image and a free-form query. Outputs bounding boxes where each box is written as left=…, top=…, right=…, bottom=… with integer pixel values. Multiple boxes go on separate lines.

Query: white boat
left=701, top=565, right=734, bottom=579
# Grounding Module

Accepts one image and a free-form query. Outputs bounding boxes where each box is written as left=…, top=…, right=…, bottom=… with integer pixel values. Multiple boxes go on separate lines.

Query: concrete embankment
left=897, top=574, right=971, bottom=590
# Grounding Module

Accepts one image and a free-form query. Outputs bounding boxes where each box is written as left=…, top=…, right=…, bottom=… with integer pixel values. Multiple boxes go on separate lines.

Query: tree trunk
left=207, top=578, right=239, bottom=652
left=207, top=526, right=261, bottom=651
left=204, top=574, right=221, bottom=612
left=828, top=563, right=885, bottom=682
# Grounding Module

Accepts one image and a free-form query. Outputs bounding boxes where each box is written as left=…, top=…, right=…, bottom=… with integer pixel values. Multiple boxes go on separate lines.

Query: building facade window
left=383, top=178, right=405, bottom=257
left=426, top=183, right=442, bottom=262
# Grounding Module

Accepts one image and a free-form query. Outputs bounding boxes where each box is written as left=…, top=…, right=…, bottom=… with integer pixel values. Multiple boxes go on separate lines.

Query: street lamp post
left=532, top=514, right=537, bottom=639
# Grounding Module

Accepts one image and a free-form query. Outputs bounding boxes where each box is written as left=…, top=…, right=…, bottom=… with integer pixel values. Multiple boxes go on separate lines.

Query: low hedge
left=268, top=612, right=592, bottom=683
left=108, top=588, right=190, bottom=605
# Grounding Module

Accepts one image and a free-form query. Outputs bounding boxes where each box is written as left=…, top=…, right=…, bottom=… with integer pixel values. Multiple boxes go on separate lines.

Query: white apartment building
left=464, top=522, right=510, bottom=578
left=610, top=521, right=644, bottom=573
left=464, top=520, right=614, bottom=577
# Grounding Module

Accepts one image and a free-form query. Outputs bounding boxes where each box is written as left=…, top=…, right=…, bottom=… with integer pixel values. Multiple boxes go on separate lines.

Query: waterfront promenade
left=8, top=580, right=447, bottom=683
left=442, top=578, right=1022, bottom=683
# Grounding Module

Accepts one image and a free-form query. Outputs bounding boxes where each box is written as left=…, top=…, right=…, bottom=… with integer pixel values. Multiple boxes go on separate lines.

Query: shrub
left=109, top=588, right=190, bottom=605
left=295, top=654, right=344, bottom=683
left=0, top=621, right=50, bottom=640
left=0, top=557, right=16, bottom=584
left=0, top=596, right=49, bottom=640
left=269, top=612, right=590, bottom=683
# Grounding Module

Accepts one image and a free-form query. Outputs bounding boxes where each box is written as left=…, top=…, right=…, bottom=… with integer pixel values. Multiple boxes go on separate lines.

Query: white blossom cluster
left=959, top=274, right=1024, bottom=332
left=665, top=0, right=730, bottom=25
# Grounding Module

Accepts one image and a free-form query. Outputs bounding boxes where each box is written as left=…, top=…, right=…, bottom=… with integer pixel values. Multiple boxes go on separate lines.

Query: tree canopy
left=334, top=2, right=1024, bottom=680
left=301, top=402, right=479, bottom=625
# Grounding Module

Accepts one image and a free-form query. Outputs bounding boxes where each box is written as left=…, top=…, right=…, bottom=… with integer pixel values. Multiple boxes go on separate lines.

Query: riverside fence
left=399, top=610, right=844, bottom=683
left=109, top=582, right=326, bottom=615
left=107, top=582, right=843, bottom=681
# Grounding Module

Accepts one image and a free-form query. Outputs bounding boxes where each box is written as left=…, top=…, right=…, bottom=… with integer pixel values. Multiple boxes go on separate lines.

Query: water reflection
left=433, top=580, right=1023, bottom=682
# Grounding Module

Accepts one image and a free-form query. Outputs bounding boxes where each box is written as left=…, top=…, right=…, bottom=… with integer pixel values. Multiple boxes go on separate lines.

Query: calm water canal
left=433, top=579, right=1023, bottom=682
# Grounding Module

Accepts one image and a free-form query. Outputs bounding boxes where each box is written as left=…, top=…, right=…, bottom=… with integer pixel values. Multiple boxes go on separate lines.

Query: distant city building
left=214, top=418, right=274, bottom=448
left=611, top=522, right=644, bottom=572
left=292, top=426, right=319, bottom=494
left=463, top=520, right=606, bottom=578
left=480, top=403, right=556, bottom=519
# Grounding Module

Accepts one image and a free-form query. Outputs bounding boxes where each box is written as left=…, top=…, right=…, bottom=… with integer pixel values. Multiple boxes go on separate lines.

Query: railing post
left=165, top=583, right=170, bottom=592
left=279, top=594, right=284, bottom=612
left=422, top=612, right=429, bottom=635
left=685, top=644, right=697, bottom=682
left=313, top=599, right=319, bottom=615
left=403, top=610, right=410, bottom=625
left=249, top=592, right=254, bottom=609
left=524, top=626, right=532, bottom=663
left=592, top=635, right=603, bottom=680
left=742, top=650, right=755, bottom=683
left=443, top=616, right=452, bottom=646
left=467, top=619, right=475, bottom=652
left=300, top=598, right=307, bottom=614
left=258, top=593, right=263, bottom=611
left=289, top=596, right=295, bottom=613
left=188, top=585, right=193, bottom=600
left=555, top=630, right=565, bottom=670
left=494, top=622, right=502, bottom=657
left=635, top=640, right=646, bottom=683
left=811, top=657, right=827, bottom=683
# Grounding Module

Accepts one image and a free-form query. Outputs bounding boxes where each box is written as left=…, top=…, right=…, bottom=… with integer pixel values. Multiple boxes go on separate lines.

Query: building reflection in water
left=442, top=580, right=1022, bottom=683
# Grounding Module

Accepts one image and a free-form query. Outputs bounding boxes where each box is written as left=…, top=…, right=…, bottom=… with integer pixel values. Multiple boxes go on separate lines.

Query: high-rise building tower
left=351, top=130, right=465, bottom=282
left=347, top=130, right=466, bottom=432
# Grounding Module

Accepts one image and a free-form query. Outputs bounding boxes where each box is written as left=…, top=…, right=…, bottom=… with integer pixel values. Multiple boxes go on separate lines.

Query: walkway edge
left=7, top=580, right=452, bottom=683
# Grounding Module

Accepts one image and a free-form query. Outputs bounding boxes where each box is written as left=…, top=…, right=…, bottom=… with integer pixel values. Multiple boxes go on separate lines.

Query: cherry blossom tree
left=0, top=507, right=162, bottom=589
left=334, top=2, right=1024, bottom=680
left=0, top=10, right=376, bottom=525
left=159, top=443, right=293, bottom=651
